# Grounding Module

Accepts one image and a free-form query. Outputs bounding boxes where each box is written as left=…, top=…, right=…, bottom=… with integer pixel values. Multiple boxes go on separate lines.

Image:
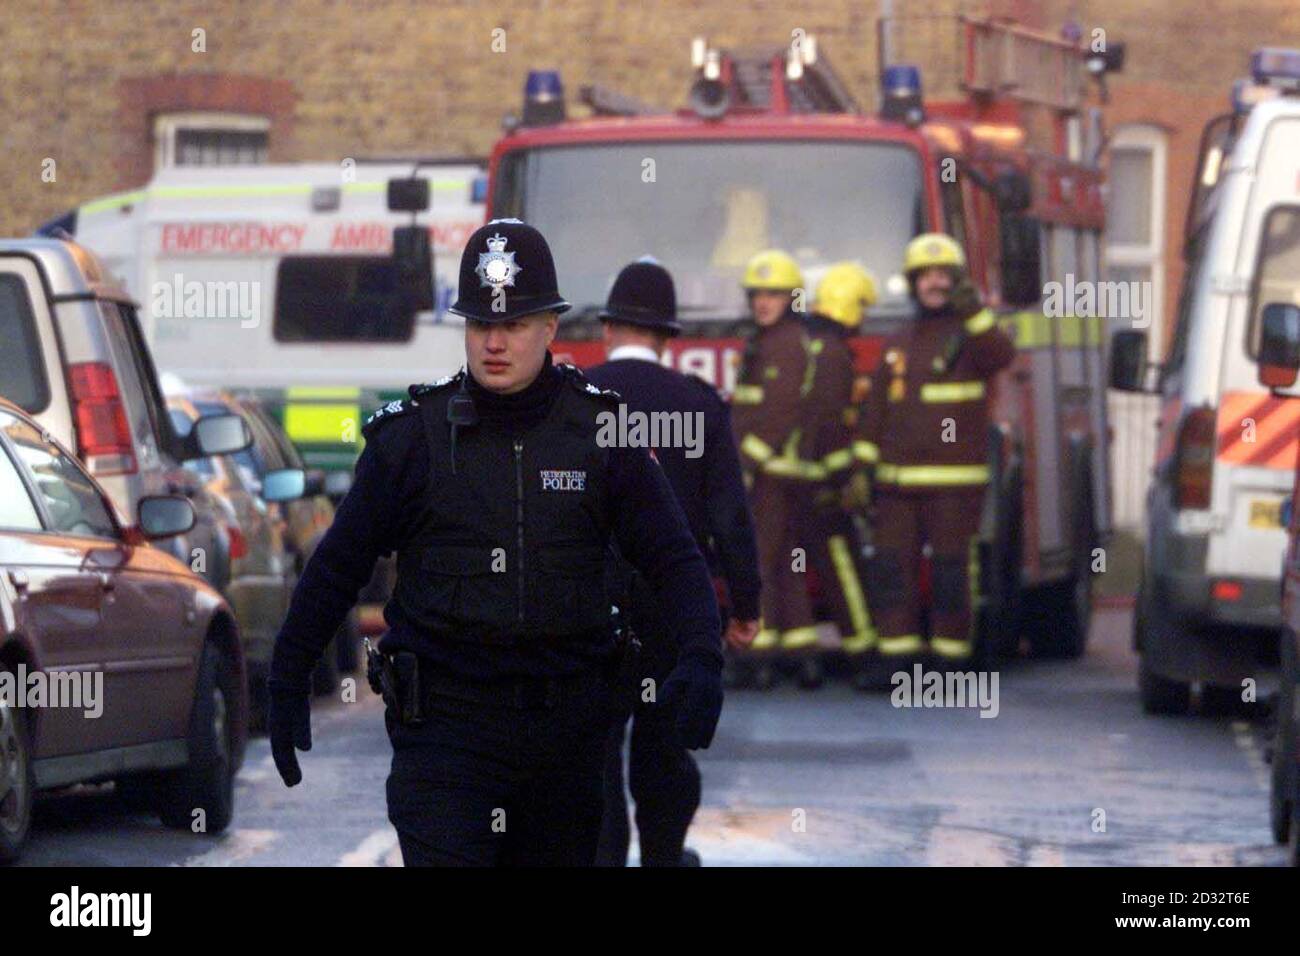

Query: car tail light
left=225, top=524, right=248, bottom=561
left=1173, top=406, right=1217, bottom=510
left=1212, top=579, right=1243, bottom=602
left=67, top=362, right=136, bottom=476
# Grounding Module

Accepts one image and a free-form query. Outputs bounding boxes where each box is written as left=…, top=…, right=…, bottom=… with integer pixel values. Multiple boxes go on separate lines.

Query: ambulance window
left=274, top=257, right=416, bottom=343
left=1247, top=206, right=1300, bottom=358
left=0, top=274, right=50, bottom=413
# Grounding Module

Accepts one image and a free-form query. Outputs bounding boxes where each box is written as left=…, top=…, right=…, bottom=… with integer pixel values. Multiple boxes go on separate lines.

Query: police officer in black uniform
left=586, top=258, right=760, bottom=867
left=266, top=220, right=724, bottom=867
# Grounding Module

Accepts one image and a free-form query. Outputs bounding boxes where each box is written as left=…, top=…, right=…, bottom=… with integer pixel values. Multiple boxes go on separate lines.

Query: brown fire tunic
left=802, top=313, right=858, bottom=486
left=731, top=313, right=818, bottom=479
left=857, top=307, right=1015, bottom=490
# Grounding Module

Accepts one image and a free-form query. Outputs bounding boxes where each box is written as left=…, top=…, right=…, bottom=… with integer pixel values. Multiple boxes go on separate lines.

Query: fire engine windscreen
left=494, top=141, right=925, bottom=322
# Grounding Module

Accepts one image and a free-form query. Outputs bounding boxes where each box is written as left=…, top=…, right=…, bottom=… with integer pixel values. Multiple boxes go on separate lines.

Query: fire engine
left=485, top=15, right=1122, bottom=659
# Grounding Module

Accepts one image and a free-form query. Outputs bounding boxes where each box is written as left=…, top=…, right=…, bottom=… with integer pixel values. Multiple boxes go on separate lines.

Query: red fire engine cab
left=484, top=16, right=1121, bottom=659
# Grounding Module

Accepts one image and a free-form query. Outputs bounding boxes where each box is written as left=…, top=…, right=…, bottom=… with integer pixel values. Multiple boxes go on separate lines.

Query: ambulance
left=40, top=160, right=485, bottom=480
left=1111, top=49, right=1300, bottom=713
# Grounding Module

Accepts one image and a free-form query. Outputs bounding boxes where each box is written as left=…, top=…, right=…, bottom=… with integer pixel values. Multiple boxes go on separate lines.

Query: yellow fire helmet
left=813, top=262, right=878, bottom=329
left=742, top=249, right=804, bottom=292
left=903, top=232, right=966, bottom=276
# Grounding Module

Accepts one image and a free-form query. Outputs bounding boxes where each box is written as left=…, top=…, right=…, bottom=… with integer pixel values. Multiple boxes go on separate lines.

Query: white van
left=45, top=161, right=484, bottom=475
left=1111, top=49, right=1300, bottom=712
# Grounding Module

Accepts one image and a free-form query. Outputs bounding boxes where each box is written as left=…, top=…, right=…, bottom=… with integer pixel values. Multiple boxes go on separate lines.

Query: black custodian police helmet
left=448, top=218, right=571, bottom=322
left=598, top=257, right=682, bottom=335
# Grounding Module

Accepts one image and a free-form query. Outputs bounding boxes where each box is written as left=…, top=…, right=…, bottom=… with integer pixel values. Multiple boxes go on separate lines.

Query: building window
left=153, top=112, right=269, bottom=169
left=1105, top=125, right=1167, bottom=534
left=1105, top=125, right=1166, bottom=352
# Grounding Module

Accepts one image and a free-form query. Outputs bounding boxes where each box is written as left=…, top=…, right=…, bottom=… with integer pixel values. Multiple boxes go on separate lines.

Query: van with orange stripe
left=1252, top=296, right=1300, bottom=865
left=1111, top=49, right=1300, bottom=714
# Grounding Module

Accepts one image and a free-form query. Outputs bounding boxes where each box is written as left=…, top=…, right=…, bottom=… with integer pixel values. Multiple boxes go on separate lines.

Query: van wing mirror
left=183, top=413, right=252, bottom=460
left=1258, top=302, right=1300, bottom=390
left=1109, top=330, right=1150, bottom=392
left=387, top=177, right=430, bottom=213
left=393, top=225, right=435, bottom=312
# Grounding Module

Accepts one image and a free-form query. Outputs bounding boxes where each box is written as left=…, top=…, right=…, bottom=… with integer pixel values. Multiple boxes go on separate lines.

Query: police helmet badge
left=475, top=231, right=522, bottom=290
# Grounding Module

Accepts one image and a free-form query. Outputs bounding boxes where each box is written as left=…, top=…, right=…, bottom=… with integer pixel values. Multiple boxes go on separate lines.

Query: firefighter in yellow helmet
left=729, top=249, right=820, bottom=689
left=858, top=234, right=1015, bottom=674
left=798, top=263, right=878, bottom=689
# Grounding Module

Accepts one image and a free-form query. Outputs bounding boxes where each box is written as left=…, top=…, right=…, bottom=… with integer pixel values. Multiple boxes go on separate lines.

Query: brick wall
left=2, top=0, right=1298, bottom=351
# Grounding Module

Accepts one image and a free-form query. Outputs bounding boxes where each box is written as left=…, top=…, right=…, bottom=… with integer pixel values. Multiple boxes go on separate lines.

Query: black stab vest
left=393, top=378, right=614, bottom=643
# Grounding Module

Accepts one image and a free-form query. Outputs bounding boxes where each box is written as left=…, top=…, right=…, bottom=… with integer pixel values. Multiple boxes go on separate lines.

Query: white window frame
left=153, top=112, right=270, bottom=170
left=1105, top=124, right=1167, bottom=356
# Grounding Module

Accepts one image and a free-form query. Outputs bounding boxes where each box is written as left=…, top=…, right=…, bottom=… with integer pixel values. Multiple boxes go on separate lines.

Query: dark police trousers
left=385, top=666, right=615, bottom=866
left=595, top=603, right=702, bottom=867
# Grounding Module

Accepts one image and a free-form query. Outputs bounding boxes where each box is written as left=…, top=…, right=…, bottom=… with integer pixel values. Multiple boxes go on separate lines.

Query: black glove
left=660, top=652, right=724, bottom=750
left=267, top=682, right=312, bottom=787
left=949, top=276, right=983, bottom=321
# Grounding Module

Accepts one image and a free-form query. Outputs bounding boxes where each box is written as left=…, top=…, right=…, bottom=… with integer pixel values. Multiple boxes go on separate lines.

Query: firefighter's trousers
left=807, top=497, right=876, bottom=656
left=868, top=487, right=984, bottom=663
left=748, top=473, right=819, bottom=653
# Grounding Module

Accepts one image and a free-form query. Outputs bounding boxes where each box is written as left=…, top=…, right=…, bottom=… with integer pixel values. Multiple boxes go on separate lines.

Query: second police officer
left=586, top=257, right=760, bottom=866
left=265, top=219, right=725, bottom=866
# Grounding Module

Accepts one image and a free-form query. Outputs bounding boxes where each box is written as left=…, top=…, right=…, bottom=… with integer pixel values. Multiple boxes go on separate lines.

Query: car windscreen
left=494, top=139, right=926, bottom=322
left=0, top=273, right=51, bottom=412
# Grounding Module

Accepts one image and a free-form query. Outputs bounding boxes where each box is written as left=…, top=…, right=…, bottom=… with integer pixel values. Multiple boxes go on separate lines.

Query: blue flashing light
left=1251, top=48, right=1300, bottom=88
left=470, top=175, right=488, bottom=205
left=525, top=70, right=564, bottom=102
left=883, top=64, right=922, bottom=98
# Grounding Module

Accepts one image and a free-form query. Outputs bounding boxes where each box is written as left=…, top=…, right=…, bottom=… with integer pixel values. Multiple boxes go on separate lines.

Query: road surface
left=16, top=605, right=1287, bottom=866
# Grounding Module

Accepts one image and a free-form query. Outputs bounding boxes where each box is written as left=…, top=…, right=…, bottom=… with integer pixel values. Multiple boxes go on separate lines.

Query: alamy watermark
left=1043, top=273, right=1153, bottom=329
left=1, top=664, right=103, bottom=718
left=151, top=272, right=261, bottom=329
left=890, top=664, right=999, bottom=718
left=596, top=404, right=705, bottom=459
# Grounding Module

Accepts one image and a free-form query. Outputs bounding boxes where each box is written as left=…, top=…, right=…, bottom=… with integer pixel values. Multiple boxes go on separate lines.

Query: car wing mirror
left=183, top=413, right=252, bottom=460
left=261, top=468, right=307, bottom=503
left=136, top=495, right=196, bottom=540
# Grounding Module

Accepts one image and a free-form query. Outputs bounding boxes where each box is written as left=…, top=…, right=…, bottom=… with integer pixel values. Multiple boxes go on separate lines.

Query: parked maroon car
left=0, top=398, right=247, bottom=863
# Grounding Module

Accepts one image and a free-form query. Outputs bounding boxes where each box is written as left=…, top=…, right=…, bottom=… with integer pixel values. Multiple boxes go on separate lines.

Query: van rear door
left=1208, top=113, right=1300, bottom=589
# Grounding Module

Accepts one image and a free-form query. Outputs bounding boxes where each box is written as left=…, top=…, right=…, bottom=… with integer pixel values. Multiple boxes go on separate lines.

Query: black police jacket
left=268, top=357, right=722, bottom=685
left=586, top=355, right=760, bottom=622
